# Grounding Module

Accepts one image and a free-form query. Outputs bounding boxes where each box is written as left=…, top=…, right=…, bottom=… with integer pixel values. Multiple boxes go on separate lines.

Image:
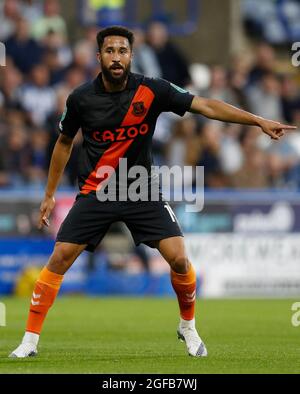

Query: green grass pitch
left=0, top=297, right=299, bottom=374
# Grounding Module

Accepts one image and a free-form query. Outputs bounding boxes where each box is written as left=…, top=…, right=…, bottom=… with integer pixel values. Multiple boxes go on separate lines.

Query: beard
left=101, top=62, right=131, bottom=86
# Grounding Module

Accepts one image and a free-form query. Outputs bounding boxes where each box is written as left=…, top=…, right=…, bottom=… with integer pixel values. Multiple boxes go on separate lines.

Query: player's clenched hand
left=38, top=196, right=55, bottom=229
left=257, top=118, right=297, bottom=140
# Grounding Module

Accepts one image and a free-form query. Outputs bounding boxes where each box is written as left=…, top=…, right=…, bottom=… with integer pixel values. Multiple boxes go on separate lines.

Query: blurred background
left=0, top=0, right=300, bottom=299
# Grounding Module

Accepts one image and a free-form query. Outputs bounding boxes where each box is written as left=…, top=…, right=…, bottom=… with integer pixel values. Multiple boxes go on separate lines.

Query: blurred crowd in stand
left=1, top=0, right=300, bottom=190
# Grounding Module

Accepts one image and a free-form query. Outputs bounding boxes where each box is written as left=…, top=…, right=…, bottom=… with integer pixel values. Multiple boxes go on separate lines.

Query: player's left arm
left=190, top=96, right=297, bottom=140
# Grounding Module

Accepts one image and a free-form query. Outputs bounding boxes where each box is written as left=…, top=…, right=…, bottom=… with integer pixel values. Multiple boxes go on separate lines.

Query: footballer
left=10, top=26, right=295, bottom=358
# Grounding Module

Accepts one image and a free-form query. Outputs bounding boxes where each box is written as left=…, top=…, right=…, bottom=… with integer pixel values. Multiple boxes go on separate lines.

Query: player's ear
left=96, top=52, right=101, bottom=63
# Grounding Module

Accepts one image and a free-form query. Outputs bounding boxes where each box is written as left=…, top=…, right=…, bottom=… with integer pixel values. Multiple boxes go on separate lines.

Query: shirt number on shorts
left=164, top=204, right=177, bottom=223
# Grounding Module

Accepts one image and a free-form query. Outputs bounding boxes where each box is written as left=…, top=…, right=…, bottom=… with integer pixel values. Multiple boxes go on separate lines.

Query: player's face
left=98, top=36, right=132, bottom=85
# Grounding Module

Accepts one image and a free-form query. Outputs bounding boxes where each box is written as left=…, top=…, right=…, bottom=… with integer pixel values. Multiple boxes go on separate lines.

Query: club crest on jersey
left=132, top=101, right=146, bottom=117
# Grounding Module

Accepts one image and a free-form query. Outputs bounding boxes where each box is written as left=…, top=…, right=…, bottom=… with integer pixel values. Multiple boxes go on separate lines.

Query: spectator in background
left=201, top=65, right=237, bottom=106
left=199, top=61, right=250, bottom=189
left=42, top=48, right=66, bottom=86
left=42, top=30, right=73, bottom=69
left=292, top=108, right=300, bottom=129
left=0, top=61, right=23, bottom=109
left=167, top=115, right=201, bottom=187
left=31, top=0, right=67, bottom=41
left=196, top=122, right=227, bottom=188
left=0, top=153, right=9, bottom=187
left=75, top=25, right=99, bottom=71
left=167, top=116, right=199, bottom=168
left=267, top=132, right=300, bottom=188
left=280, top=74, right=300, bottom=124
left=152, top=111, right=178, bottom=166
left=81, top=24, right=99, bottom=50
left=2, top=125, right=31, bottom=186
left=219, top=124, right=244, bottom=176
left=45, top=90, right=82, bottom=186
left=45, top=89, right=67, bottom=169
left=56, top=66, right=86, bottom=95
left=0, top=92, right=3, bottom=113
left=27, top=128, right=49, bottom=186
left=0, top=0, right=20, bottom=41
left=69, top=41, right=96, bottom=79
left=18, top=63, right=56, bottom=126
left=147, top=21, right=190, bottom=87
left=5, top=108, right=26, bottom=128
left=20, top=0, right=43, bottom=25
left=0, top=109, right=27, bottom=186
left=5, top=17, right=44, bottom=75
left=247, top=42, right=276, bottom=85
left=267, top=152, right=288, bottom=189
left=247, top=72, right=283, bottom=122
left=131, top=28, right=162, bottom=78
left=0, top=12, right=298, bottom=192
left=229, top=53, right=252, bottom=110
left=230, top=127, right=269, bottom=189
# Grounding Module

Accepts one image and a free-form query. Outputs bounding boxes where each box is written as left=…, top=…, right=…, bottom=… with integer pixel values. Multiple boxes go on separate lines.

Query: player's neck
left=101, top=75, right=129, bottom=93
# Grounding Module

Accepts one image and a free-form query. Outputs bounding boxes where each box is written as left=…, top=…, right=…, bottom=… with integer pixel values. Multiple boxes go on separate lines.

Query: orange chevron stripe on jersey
left=80, top=139, right=133, bottom=195
left=80, top=85, right=155, bottom=195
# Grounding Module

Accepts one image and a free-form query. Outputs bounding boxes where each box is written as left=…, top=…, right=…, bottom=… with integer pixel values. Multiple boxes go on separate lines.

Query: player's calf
left=9, top=242, right=86, bottom=359
left=47, top=242, right=86, bottom=275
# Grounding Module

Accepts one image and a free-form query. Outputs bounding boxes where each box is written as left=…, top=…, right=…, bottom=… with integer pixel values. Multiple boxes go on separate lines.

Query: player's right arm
left=190, top=96, right=296, bottom=140
left=38, top=134, right=74, bottom=229
left=153, top=79, right=296, bottom=140
left=39, top=92, right=81, bottom=229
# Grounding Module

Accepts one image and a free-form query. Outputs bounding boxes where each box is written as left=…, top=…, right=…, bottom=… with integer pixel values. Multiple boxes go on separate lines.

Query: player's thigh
left=56, top=195, right=117, bottom=253
left=47, top=242, right=87, bottom=275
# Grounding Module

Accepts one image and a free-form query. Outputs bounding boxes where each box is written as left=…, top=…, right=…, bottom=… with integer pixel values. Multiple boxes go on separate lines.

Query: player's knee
left=47, top=244, right=76, bottom=274
left=170, top=255, right=190, bottom=274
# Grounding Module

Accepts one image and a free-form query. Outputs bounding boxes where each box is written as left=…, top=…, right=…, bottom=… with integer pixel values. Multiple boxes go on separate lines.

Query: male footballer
left=10, top=26, right=295, bottom=358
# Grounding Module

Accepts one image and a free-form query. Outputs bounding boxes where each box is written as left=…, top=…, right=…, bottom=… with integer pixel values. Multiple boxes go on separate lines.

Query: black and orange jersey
left=59, top=72, right=194, bottom=195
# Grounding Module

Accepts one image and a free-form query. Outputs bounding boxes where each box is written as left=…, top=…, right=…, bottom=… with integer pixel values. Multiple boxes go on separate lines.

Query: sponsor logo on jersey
left=92, top=123, right=149, bottom=143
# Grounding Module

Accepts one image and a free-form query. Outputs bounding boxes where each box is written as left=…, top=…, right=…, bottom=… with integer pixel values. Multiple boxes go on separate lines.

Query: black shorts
left=56, top=194, right=183, bottom=252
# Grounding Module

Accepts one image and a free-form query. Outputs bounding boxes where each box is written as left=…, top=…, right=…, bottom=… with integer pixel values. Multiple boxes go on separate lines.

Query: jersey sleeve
left=154, top=78, right=194, bottom=116
left=59, top=93, right=81, bottom=138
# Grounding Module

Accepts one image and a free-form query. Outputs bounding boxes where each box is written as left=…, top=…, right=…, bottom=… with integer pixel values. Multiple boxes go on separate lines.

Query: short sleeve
left=59, top=93, right=81, bottom=138
left=154, top=79, right=194, bottom=116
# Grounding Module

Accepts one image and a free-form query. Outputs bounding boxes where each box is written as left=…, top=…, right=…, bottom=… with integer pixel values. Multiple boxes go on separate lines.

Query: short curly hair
left=97, top=26, right=134, bottom=51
